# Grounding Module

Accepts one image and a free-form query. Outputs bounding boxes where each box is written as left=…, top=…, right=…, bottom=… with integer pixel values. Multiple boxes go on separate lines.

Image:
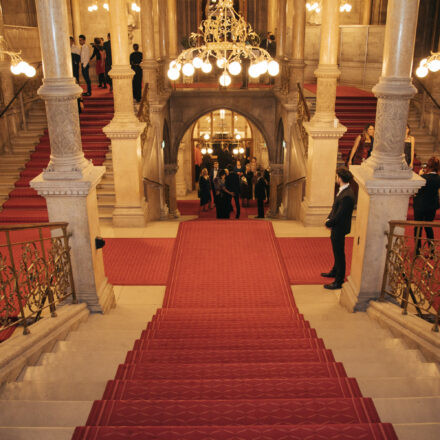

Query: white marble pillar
left=268, top=0, right=278, bottom=34
left=71, top=0, right=81, bottom=43
left=276, top=0, right=287, bottom=59
left=340, top=0, right=425, bottom=312
left=31, top=0, right=114, bottom=313
left=141, top=0, right=158, bottom=98
left=362, top=0, right=372, bottom=25
left=176, top=144, right=188, bottom=197
left=300, top=0, right=346, bottom=226
left=289, top=0, right=306, bottom=87
left=103, top=0, right=147, bottom=227
left=157, top=0, right=168, bottom=61
left=164, top=163, right=180, bottom=217
left=167, top=0, right=178, bottom=59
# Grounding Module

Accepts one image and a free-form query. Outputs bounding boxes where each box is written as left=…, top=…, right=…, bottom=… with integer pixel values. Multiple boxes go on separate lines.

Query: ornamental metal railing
left=380, top=220, right=440, bottom=332
left=0, top=223, right=76, bottom=339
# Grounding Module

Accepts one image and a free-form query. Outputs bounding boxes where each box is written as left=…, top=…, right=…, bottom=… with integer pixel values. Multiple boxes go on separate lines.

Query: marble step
left=0, top=427, right=74, bottom=440
left=394, top=423, right=440, bottom=440
left=0, top=401, right=92, bottom=427
left=358, top=377, right=440, bottom=398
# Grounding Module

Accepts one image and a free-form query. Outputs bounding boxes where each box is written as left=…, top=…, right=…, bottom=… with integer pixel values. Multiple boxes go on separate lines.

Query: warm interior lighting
left=416, top=53, right=440, bottom=78
left=1, top=36, right=35, bottom=77
left=306, top=1, right=352, bottom=13
left=167, top=0, right=279, bottom=87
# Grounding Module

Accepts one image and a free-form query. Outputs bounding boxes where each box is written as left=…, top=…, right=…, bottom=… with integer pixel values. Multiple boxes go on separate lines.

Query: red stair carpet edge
left=304, top=84, right=374, bottom=97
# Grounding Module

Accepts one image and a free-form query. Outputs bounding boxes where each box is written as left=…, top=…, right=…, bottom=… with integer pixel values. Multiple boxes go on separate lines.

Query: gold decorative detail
left=380, top=220, right=440, bottom=332
left=0, top=223, right=76, bottom=338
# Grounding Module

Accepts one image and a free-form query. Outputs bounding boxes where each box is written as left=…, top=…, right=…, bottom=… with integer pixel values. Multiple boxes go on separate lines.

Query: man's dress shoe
left=324, top=282, right=342, bottom=290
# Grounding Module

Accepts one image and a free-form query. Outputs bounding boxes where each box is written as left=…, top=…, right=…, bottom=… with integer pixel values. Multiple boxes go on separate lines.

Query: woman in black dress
left=404, top=124, right=415, bottom=168
left=214, top=169, right=235, bottom=219
left=413, top=157, right=440, bottom=254
left=198, top=168, right=211, bottom=211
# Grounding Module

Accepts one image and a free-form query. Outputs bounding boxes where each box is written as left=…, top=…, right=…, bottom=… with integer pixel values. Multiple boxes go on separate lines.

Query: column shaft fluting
left=35, top=0, right=87, bottom=176
left=313, top=0, right=341, bottom=124
left=368, top=0, right=419, bottom=176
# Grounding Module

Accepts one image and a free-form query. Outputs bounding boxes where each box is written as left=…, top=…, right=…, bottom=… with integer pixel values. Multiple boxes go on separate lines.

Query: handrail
left=285, top=176, right=306, bottom=186
left=380, top=220, right=440, bottom=332
left=144, top=177, right=163, bottom=187
left=297, top=82, right=311, bottom=121
left=413, top=76, right=440, bottom=111
left=0, top=63, right=42, bottom=119
left=0, top=222, right=77, bottom=339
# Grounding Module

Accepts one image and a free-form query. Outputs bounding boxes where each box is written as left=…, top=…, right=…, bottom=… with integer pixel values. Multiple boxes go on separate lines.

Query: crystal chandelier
left=416, top=53, right=440, bottom=78
left=167, top=0, right=280, bottom=87
left=306, top=1, right=352, bottom=13
left=0, top=36, right=36, bottom=77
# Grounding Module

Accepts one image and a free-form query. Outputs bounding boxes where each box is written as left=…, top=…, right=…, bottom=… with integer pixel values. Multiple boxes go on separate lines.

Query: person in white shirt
left=70, top=36, right=81, bottom=84
left=79, top=34, right=92, bottom=96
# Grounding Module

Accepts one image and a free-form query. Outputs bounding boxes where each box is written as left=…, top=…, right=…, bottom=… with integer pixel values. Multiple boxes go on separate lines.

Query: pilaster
left=267, top=164, right=283, bottom=218
left=164, top=163, right=180, bottom=218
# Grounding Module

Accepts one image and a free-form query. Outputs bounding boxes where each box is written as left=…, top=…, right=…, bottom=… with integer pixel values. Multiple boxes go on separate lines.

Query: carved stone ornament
left=109, top=64, right=135, bottom=80
left=164, top=164, right=179, bottom=175
left=303, top=122, right=347, bottom=139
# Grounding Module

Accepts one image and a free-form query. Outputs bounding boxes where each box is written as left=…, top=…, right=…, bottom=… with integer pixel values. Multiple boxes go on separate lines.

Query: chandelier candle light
left=306, top=0, right=352, bottom=13
left=167, top=0, right=279, bottom=87
left=0, top=36, right=36, bottom=77
left=416, top=52, right=440, bottom=78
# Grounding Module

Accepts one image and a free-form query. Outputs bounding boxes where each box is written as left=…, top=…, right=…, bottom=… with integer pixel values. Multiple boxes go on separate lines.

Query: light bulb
left=233, top=148, right=239, bottom=155
left=216, top=57, right=227, bottom=69
left=192, top=56, right=203, bottom=69
left=428, top=59, right=440, bottom=72
left=201, top=61, right=212, bottom=73
left=258, top=60, right=268, bottom=75
left=182, top=62, right=195, bottom=76
left=207, top=148, right=213, bottom=154
left=167, top=68, right=180, bottom=81
left=346, top=4, right=352, bottom=12
left=16, top=61, right=27, bottom=74
left=219, top=72, right=231, bottom=87
left=201, top=148, right=207, bottom=155
left=416, top=65, right=429, bottom=78
left=169, top=60, right=181, bottom=71
left=239, top=147, right=245, bottom=154
left=103, top=3, right=109, bottom=10
left=235, top=134, right=241, bottom=140
left=248, top=64, right=260, bottom=78
left=420, top=58, right=428, bottom=66
left=228, top=61, right=241, bottom=76
left=203, top=133, right=210, bottom=140
left=268, top=60, right=280, bottom=76
left=10, top=63, right=21, bottom=75
left=24, top=65, right=36, bottom=77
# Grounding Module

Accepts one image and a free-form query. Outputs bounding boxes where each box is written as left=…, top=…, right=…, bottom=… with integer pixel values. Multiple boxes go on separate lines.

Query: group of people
left=198, top=159, right=269, bottom=219
left=70, top=34, right=142, bottom=102
left=347, top=123, right=415, bottom=168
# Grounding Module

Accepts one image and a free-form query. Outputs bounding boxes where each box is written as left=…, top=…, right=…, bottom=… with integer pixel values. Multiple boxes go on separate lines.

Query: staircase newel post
left=30, top=0, right=115, bottom=313
left=340, top=0, right=426, bottom=312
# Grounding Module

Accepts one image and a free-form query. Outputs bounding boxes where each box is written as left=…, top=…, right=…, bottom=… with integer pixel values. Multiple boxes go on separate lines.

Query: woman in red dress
left=90, top=37, right=107, bottom=88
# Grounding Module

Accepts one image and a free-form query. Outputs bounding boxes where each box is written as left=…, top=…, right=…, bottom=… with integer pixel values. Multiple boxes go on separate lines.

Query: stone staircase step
left=0, top=401, right=92, bottom=427
left=358, top=377, right=440, bottom=398
left=394, top=423, right=440, bottom=440
left=0, top=427, right=74, bottom=440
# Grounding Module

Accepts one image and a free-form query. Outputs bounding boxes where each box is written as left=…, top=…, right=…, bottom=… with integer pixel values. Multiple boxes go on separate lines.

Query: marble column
left=0, top=4, right=19, bottom=142
left=167, top=0, right=178, bottom=59
left=267, top=0, right=278, bottom=34
left=289, top=0, right=306, bottom=87
left=157, top=0, right=168, bottom=61
left=362, top=0, right=372, bottom=25
left=340, top=0, right=425, bottom=312
left=71, top=0, right=81, bottom=43
left=176, top=143, right=188, bottom=197
left=276, top=0, right=287, bottom=59
left=31, top=0, right=114, bottom=313
left=300, top=0, right=346, bottom=226
left=141, top=0, right=158, bottom=98
left=103, top=0, right=147, bottom=227
left=164, top=163, right=180, bottom=218
left=267, top=164, right=283, bottom=218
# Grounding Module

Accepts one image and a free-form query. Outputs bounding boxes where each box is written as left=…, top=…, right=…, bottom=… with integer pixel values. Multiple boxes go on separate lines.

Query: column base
left=168, top=208, right=180, bottom=219
left=112, top=203, right=147, bottom=227
left=160, top=204, right=170, bottom=220
left=340, top=276, right=366, bottom=313
left=300, top=198, right=329, bottom=227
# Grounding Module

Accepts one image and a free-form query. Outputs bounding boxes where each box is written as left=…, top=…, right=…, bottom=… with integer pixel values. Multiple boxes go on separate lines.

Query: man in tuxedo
left=321, top=167, right=355, bottom=290
left=226, top=165, right=241, bottom=219
left=210, top=161, right=220, bottom=208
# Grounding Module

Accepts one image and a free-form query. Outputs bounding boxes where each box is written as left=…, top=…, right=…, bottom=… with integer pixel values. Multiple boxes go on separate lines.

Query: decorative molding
left=164, top=164, right=178, bottom=175
left=303, top=122, right=347, bottom=138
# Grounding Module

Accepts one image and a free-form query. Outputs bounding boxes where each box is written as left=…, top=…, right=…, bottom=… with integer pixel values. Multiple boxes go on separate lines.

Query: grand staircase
left=0, top=90, right=115, bottom=224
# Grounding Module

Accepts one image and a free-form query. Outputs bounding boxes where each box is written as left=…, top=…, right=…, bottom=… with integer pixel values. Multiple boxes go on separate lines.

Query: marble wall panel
left=4, top=25, right=41, bottom=63
left=340, top=26, right=368, bottom=63
left=1, top=0, right=37, bottom=26
left=365, top=25, right=385, bottom=63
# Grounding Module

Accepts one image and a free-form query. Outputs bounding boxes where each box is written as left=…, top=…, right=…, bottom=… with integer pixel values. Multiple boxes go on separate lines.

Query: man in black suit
left=210, top=161, right=220, bottom=208
left=321, top=167, right=355, bottom=290
left=254, top=172, right=267, bottom=218
left=103, top=33, right=112, bottom=91
left=226, top=165, right=241, bottom=219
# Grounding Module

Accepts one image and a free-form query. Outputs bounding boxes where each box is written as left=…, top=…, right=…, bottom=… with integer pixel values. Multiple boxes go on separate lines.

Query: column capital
left=270, top=163, right=284, bottom=175
left=109, top=65, right=135, bottom=80
left=314, top=64, right=341, bottom=79
left=372, top=76, right=417, bottom=99
left=304, top=121, right=347, bottom=138
left=103, top=120, right=146, bottom=139
left=38, top=77, right=83, bottom=100
left=164, top=163, right=178, bottom=175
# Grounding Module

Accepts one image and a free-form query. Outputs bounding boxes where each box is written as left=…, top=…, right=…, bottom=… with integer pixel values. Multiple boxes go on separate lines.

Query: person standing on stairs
left=347, top=123, right=374, bottom=166
left=70, top=36, right=81, bottom=84
left=254, top=171, right=267, bottom=218
left=413, top=156, right=440, bottom=255
left=130, top=44, right=143, bottom=103
left=104, top=33, right=112, bottom=91
left=404, top=123, right=415, bottom=168
left=322, top=167, right=355, bottom=290
left=226, top=165, right=241, bottom=219
left=90, top=38, right=107, bottom=89
left=79, top=35, right=92, bottom=96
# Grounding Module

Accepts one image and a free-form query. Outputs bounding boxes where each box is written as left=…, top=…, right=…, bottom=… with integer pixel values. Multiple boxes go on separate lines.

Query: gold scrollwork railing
left=0, top=223, right=76, bottom=339
left=380, top=220, right=440, bottom=332
left=297, top=82, right=310, bottom=157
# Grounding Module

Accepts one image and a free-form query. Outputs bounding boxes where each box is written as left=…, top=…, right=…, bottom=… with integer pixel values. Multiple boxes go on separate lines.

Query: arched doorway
left=175, top=109, right=269, bottom=197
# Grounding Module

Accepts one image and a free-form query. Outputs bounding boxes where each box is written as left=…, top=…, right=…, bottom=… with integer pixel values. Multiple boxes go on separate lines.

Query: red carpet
left=278, top=237, right=354, bottom=284
left=0, top=86, right=113, bottom=224
left=73, top=221, right=396, bottom=439
left=304, top=84, right=374, bottom=97
left=102, top=238, right=175, bottom=285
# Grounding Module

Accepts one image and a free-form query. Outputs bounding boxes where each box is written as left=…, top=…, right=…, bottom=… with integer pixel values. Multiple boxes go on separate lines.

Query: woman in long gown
left=198, top=168, right=211, bottom=212
left=214, top=169, right=235, bottom=219
left=347, top=124, right=375, bottom=165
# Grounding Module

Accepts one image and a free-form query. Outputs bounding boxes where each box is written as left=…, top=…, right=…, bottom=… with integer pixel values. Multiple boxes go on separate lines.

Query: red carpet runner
left=0, top=86, right=113, bottom=224
left=73, top=220, right=396, bottom=439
